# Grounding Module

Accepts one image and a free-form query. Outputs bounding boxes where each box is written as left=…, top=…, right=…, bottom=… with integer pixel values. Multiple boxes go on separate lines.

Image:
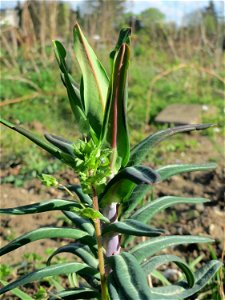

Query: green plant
left=0, top=24, right=222, bottom=300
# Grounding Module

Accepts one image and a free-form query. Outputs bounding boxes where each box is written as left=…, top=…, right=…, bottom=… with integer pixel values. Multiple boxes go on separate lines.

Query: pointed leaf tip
left=73, top=23, right=109, bottom=138
left=129, top=124, right=216, bottom=166
left=0, top=119, right=62, bottom=160
left=102, top=42, right=131, bottom=168
left=44, top=133, right=74, bottom=156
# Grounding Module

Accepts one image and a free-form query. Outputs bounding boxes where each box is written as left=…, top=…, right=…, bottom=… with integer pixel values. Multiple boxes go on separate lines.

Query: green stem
left=60, top=184, right=85, bottom=208
left=92, top=186, right=108, bottom=300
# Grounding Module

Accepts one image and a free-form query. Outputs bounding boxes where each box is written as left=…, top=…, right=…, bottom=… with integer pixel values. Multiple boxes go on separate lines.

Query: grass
left=129, top=57, right=224, bottom=129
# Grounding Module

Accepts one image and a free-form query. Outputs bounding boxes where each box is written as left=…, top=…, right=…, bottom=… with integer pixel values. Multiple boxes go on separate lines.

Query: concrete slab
left=154, top=104, right=216, bottom=125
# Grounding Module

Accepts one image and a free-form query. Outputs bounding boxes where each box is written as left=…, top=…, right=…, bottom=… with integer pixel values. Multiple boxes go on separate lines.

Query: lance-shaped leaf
left=142, top=255, right=195, bottom=287
left=49, top=288, right=100, bottom=300
left=102, top=219, right=164, bottom=237
left=0, top=200, right=96, bottom=237
left=129, top=124, right=214, bottom=166
left=107, top=252, right=151, bottom=300
left=102, top=43, right=130, bottom=168
left=99, top=166, right=160, bottom=207
left=109, top=28, right=131, bottom=65
left=131, top=196, right=209, bottom=224
left=108, top=273, right=128, bottom=300
left=151, top=260, right=222, bottom=300
left=47, top=242, right=98, bottom=269
left=0, top=227, right=92, bottom=256
left=151, top=270, right=170, bottom=286
left=121, top=163, right=216, bottom=219
left=54, top=41, right=82, bottom=110
left=63, top=211, right=95, bottom=236
left=44, top=133, right=75, bottom=156
left=131, top=236, right=213, bottom=263
left=123, top=196, right=209, bottom=247
left=107, top=166, right=160, bottom=186
left=73, top=23, right=109, bottom=138
left=157, top=163, right=216, bottom=181
left=123, top=197, right=209, bottom=247
left=0, top=280, right=34, bottom=300
left=0, top=199, right=81, bottom=215
left=0, top=262, right=98, bottom=295
left=0, top=119, right=61, bottom=159
left=54, top=41, right=91, bottom=135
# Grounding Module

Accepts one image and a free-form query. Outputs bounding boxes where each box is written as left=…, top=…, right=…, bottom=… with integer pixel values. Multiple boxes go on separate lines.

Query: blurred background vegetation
left=0, top=0, right=224, bottom=182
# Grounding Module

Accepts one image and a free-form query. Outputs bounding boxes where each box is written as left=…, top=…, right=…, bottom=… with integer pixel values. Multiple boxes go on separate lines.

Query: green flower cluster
left=73, top=139, right=112, bottom=194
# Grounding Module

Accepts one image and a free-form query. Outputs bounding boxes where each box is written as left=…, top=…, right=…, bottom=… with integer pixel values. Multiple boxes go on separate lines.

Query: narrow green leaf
left=151, top=270, right=170, bottom=286
left=123, top=197, right=209, bottom=247
left=53, top=40, right=91, bottom=135
left=0, top=227, right=91, bottom=256
left=189, top=255, right=205, bottom=271
left=109, top=28, right=131, bottom=64
left=102, top=220, right=164, bottom=237
left=54, top=41, right=83, bottom=109
left=102, top=43, right=130, bottom=168
left=0, top=280, right=34, bottom=300
left=131, top=236, right=214, bottom=263
left=131, top=196, right=209, bottom=224
left=107, top=252, right=151, bottom=300
left=0, top=262, right=97, bottom=295
left=61, top=73, right=81, bottom=106
left=44, top=134, right=75, bottom=157
left=48, top=277, right=64, bottom=292
left=0, top=199, right=81, bottom=215
left=0, top=118, right=61, bottom=159
left=107, top=166, right=160, bottom=188
left=157, top=163, right=216, bottom=181
left=49, top=288, right=100, bottom=300
left=151, top=260, right=222, bottom=300
left=63, top=211, right=95, bottom=236
left=129, top=124, right=214, bottom=166
left=73, top=23, right=109, bottom=138
left=100, top=166, right=160, bottom=207
left=142, top=255, right=195, bottom=287
left=108, top=272, right=129, bottom=300
left=47, top=242, right=98, bottom=269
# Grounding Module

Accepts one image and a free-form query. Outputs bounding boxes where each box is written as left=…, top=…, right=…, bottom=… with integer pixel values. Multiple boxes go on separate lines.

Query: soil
left=0, top=184, right=63, bottom=264
left=0, top=132, right=224, bottom=298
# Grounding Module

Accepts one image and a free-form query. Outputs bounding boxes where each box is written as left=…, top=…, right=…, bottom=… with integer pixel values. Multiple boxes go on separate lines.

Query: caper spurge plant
left=0, top=24, right=222, bottom=300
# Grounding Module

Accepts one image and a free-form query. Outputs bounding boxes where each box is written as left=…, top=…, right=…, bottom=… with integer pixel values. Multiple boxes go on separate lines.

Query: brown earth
left=0, top=184, right=63, bottom=265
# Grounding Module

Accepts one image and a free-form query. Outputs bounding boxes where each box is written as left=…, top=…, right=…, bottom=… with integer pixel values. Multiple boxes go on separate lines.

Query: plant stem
left=92, top=187, right=108, bottom=300
left=60, top=184, right=85, bottom=208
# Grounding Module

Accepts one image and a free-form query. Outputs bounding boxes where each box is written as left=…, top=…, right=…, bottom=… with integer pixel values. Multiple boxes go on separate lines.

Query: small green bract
left=40, top=174, right=59, bottom=187
left=73, top=139, right=112, bottom=194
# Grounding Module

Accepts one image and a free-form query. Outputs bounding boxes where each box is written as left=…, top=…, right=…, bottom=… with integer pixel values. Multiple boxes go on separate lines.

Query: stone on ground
left=155, top=104, right=216, bottom=125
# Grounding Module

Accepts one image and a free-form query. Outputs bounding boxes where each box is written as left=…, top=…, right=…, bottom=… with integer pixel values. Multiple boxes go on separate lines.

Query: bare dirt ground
left=0, top=185, right=62, bottom=264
